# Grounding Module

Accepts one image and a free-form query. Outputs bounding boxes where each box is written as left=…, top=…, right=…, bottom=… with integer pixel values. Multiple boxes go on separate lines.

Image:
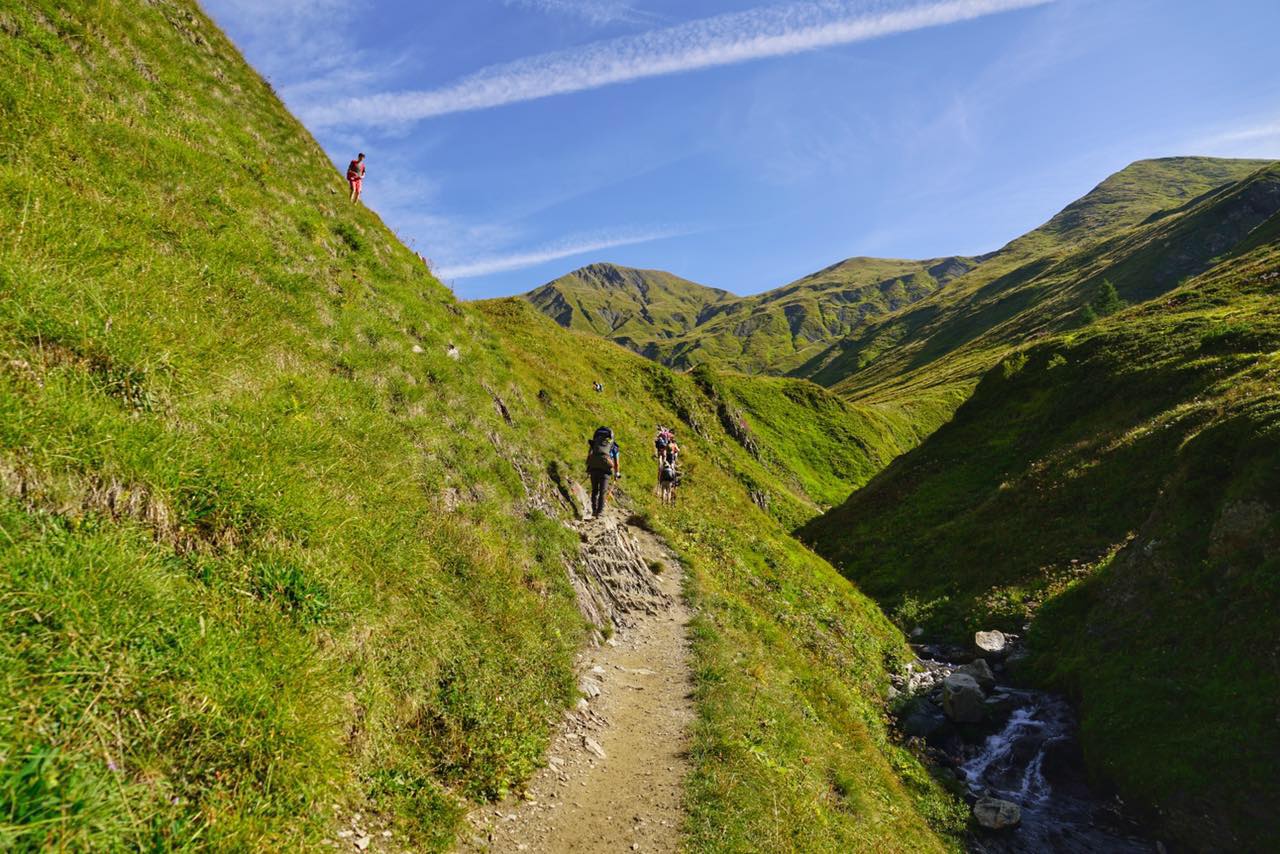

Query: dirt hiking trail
left=462, top=504, right=694, bottom=852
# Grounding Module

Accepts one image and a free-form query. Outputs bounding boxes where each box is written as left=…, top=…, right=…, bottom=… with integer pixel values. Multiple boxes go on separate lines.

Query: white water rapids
left=960, top=689, right=1154, bottom=853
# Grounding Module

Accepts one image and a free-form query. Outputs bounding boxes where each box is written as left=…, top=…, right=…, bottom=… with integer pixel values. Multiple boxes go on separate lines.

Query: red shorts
left=347, top=176, right=362, bottom=190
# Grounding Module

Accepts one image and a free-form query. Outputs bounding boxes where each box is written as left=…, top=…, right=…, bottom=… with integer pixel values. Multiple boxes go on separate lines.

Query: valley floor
left=463, top=506, right=694, bottom=853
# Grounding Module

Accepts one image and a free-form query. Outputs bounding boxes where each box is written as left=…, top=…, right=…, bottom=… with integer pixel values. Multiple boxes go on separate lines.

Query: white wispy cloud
left=1208, top=121, right=1280, bottom=145
left=302, top=0, right=1053, bottom=128
left=502, top=0, right=654, bottom=26
left=434, top=229, right=684, bottom=279
left=205, top=0, right=414, bottom=118
left=1190, top=117, right=1280, bottom=159
left=204, top=0, right=349, bottom=80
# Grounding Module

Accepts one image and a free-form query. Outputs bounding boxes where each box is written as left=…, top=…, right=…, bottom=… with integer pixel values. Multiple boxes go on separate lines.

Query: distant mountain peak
left=523, top=264, right=733, bottom=339
left=1037, top=155, right=1276, bottom=245
left=524, top=255, right=979, bottom=375
left=523, top=156, right=1278, bottom=387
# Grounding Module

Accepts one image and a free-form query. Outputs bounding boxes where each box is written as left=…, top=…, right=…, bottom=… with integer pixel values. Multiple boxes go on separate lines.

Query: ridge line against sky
left=300, top=0, right=1055, bottom=127
left=205, top=0, right=1280, bottom=297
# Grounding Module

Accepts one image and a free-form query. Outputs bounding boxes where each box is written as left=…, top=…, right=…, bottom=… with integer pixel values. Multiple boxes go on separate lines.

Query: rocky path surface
left=461, top=507, right=694, bottom=853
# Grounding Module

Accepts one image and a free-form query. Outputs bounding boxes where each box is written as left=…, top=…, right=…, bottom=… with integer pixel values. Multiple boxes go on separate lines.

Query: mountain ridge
left=525, top=262, right=734, bottom=339
left=524, top=156, right=1274, bottom=392
left=817, top=156, right=1278, bottom=400
left=525, top=254, right=981, bottom=375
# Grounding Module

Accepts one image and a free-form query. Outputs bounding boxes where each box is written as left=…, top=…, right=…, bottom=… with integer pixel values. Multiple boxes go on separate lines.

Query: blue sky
left=204, top=0, right=1280, bottom=299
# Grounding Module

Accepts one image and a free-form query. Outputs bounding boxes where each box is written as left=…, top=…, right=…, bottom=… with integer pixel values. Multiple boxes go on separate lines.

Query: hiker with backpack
left=658, top=454, right=678, bottom=505
left=654, top=427, right=680, bottom=504
left=654, top=426, right=671, bottom=477
left=347, top=152, right=366, bottom=203
left=586, top=426, right=620, bottom=518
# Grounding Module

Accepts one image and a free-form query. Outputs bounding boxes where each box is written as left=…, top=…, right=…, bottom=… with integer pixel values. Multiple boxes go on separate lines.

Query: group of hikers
left=585, top=425, right=681, bottom=518
left=654, top=426, right=680, bottom=506
left=345, top=153, right=681, bottom=521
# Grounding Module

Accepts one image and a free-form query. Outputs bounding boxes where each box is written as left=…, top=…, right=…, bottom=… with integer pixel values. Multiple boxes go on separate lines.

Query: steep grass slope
left=698, top=367, right=954, bottom=512
left=812, top=157, right=1276, bottom=401
left=804, top=241, right=1280, bottom=850
left=1, top=2, right=586, bottom=847
left=478, top=300, right=967, bottom=851
left=0, top=2, right=964, bottom=850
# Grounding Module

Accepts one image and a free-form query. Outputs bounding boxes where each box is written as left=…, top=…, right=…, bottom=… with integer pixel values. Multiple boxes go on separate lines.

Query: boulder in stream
left=942, top=672, right=986, bottom=723
left=901, top=698, right=949, bottom=739
left=974, top=630, right=1008, bottom=660
left=955, top=659, right=996, bottom=691
left=973, top=796, right=1022, bottom=830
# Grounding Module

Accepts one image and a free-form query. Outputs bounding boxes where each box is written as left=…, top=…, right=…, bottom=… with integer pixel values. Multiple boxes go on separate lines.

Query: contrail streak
left=303, top=0, right=1054, bottom=127
left=434, top=229, right=683, bottom=279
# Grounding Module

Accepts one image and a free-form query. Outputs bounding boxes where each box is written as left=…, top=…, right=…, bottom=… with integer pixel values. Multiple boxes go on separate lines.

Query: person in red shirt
left=346, top=152, right=366, bottom=203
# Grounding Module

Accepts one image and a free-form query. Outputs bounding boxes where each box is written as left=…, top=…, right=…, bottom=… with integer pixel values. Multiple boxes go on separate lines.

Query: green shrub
left=332, top=221, right=364, bottom=253
left=1091, top=279, right=1125, bottom=317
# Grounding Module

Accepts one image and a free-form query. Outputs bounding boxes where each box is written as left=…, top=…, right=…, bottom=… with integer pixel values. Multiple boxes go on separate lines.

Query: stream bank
left=894, top=632, right=1160, bottom=853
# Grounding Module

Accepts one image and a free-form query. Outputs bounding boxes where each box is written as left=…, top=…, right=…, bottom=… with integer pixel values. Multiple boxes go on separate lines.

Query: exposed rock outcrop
left=566, top=517, right=671, bottom=635
left=901, top=699, right=949, bottom=739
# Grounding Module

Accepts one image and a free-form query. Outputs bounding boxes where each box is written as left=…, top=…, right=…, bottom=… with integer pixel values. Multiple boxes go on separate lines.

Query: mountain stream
left=903, top=643, right=1160, bottom=853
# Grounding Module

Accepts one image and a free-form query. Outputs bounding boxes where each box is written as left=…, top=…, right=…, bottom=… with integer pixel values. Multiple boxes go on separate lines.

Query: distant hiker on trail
left=654, top=427, right=680, bottom=504
left=655, top=426, right=678, bottom=470
left=346, top=152, right=366, bottom=204
left=586, top=426, right=619, bottom=518
left=658, top=454, right=678, bottom=506
left=654, top=426, right=671, bottom=471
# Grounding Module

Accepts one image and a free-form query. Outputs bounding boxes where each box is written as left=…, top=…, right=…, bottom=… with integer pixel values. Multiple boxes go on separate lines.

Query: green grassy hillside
left=477, top=300, right=967, bottom=851
left=525, top=262, right=734, bottom=340
left=529, top=159, right=1272, bottom=405
left=649, top=256, right=979, bottom=375
left=697, top=367, right=955, bottom=512
left=526, top=256, right=976, bottom=377
left=1, top=2, right=588, bottom=846
left=803, top=241, right=1280, bottom=849
left=811, top=157, right=1276, bottom=401
left=0, top=1, right=965, bottom=850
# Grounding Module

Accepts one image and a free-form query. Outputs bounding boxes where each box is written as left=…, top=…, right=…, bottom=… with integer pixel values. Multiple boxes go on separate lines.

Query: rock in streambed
left=974, top=796, right=1022, bottom=830
left=942, top=672, right=987, bottom=723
